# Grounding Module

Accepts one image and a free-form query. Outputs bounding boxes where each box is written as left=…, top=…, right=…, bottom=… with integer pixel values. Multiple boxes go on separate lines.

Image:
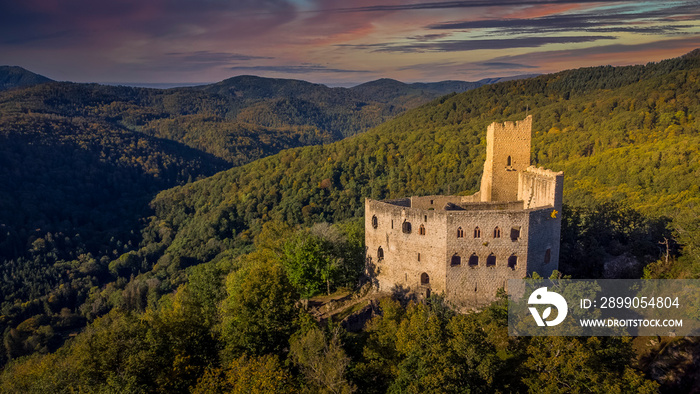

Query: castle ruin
left=364, top=115, right=563, bottom=308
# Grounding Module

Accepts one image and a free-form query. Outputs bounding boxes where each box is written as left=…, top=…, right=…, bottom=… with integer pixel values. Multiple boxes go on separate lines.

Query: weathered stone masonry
left=365, top=115, right=563, bottom=309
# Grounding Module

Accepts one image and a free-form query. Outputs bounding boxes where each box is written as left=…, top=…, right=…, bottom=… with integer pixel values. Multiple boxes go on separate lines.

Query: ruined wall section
left=410, top=195, right=464, bottom=210
left=481, top=115, right=532, bottom=202
left=444, top=209, right=530, bottom=308
left=518, top=166, right=564, bottom=210
left=365, top=199, right=447, bottom=296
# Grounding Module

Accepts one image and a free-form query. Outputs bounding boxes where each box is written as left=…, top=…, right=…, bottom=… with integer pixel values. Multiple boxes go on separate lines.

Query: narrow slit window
left=507, top=155, right=512, bottom=166
left=544, top=248, right=551, bottom=264
left=378, top=247, right=384, bottom=261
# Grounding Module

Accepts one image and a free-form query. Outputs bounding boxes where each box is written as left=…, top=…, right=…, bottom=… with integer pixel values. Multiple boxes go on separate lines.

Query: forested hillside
left=0, top=66, right=52, bottom=91
left=0, top=71, right=499, bottom=369
left=2, top=51, right=700, bottom=392
left=138, top=49, right=700, bottom=276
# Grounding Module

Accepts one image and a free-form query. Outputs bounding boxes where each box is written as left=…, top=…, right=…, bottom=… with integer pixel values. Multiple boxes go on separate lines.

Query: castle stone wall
left=525, top=208, right=561, bottom=278
left=444, top=209, right=530, bottom=308
left=365, top=199, right=448, bottom=297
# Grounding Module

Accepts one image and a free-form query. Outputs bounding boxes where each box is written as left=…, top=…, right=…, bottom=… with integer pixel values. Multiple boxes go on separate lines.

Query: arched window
left=451, top=254, right=461, bottom=266
left=371, top=215, right=378, bottom=229
left=457, top=227, right=464, bottom=238
left=493, top=226, right=501, bottom=238
left=486, top=253, right=496, bottom=267
left=510, top=226, right=521, bottom=241
left=508, top=255, right=518, bottom=270
left=421, top=272, right=430, bottom=285
left=468, top=253, right=479, bottom=267
left=402, top=221, right=412, bottom=234
left=377, top=247, right=384, bottom=261
left=544, top=248, right=552, bottom=264
left=507, top=155, right=512, bottom=166
left=474, top=227, right=481, bottom=238
left=419, top=224, right=426, bottom=235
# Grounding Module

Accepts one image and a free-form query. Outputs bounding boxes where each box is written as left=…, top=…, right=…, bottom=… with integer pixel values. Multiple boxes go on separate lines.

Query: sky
left=1, top=0, right=699, bottom=86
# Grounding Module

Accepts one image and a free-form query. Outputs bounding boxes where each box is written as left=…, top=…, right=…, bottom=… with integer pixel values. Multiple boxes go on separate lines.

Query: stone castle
left=364, top=115, right=563, bottom=308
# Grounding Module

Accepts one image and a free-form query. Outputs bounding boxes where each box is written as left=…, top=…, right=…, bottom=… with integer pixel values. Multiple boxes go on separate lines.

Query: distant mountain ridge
left=0, top=70, right=534, bottom=167
left=0, top=66, right=53, bottom=91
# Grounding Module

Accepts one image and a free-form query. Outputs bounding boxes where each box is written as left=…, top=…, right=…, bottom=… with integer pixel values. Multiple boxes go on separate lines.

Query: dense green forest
left=0, top=71, right=495, bottom=367
left=2, top=50, right=700, bottom=391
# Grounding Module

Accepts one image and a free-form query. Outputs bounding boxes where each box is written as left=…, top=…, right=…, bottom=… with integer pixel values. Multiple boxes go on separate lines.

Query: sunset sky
left=1, top=0, right=699, bottom=86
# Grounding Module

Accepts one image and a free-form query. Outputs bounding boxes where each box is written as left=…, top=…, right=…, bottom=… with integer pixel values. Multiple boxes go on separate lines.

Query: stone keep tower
left=364, top=115, right=563, bottom=309
left=480, top=115, right=532, bottom=202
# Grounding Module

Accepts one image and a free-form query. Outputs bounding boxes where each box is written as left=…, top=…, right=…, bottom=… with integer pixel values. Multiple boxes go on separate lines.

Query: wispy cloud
left=166, top=51, right=273, bottom=63
left=427, top=2, right=700, bottom=35
left=477, top=62, right=539, bottom=69
left=229, top=64, right=371, bottom=74
left=341, top=35, right=617, bottom=53
left=327, top=0, right=637, bottom=13
left=407, top=33, right=452, bottom=41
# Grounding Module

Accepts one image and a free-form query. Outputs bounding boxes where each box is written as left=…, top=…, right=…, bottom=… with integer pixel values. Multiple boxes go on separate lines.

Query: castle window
left=494, top=227, right=501, bottom=238
left=451, top=254, right=461, bottom=266
left=508, top=255, right=518, bottom=270
left=418, top=253, right=421, bottom=262
left=371, top=215, right=378, bottom=229
left=468, top=253, right=479, bottom=267
left=544, top=248, right=551, bottom=264
left=457, top=227, right=464, bottom=238
left=507, top=155, right=512, bottom=166
left=421, top=272, right=430, bottom=285
left=474, top=227, right=481, bottom=238
left=391, top=220, right=394, bottom=229
left=430, top=200, right=434, bottom=205
left=486, top=254, right=496, bottom=267
left=419, top=224, right=426, bottom=235
left=510, top=226, right=521, bottom=241
left=424, top=215, right=427, bottom=222
left=402, top=221, right=412, bottom=234
left=377, top=247, right=384, bottom=261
